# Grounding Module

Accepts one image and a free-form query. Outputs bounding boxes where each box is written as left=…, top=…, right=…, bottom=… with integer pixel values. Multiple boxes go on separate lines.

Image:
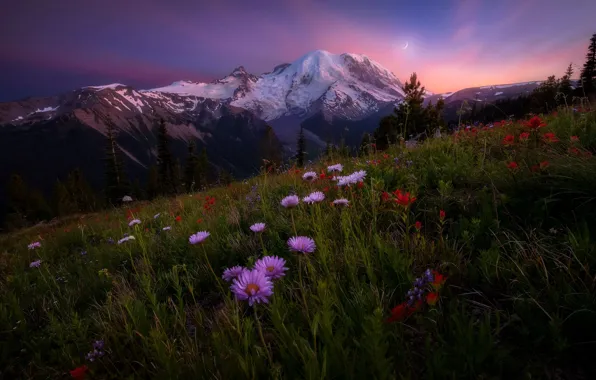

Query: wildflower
left=281, top=195, right=300, bottom=208
left=254, top=256, right=288, bottom=280
left=394, top=190, right=416, bottom=206
left=414, top=221, right=422, bottom=231
left=543, top=132, right=559, bottom=143
left=519, top=132, right=530, bottom=141
left=507, top=161, right=518, bottom=170
left=439, top=210, right=446, bottom=220
left=426, top=292, right=439, bottom=306
left=162, top=226, right=171, bottom=231
left=381, top=191, right=390, bottom=202
left=70, top=365, right=88, bottom=380
left=502, top=135, right=515, bottom=145
left=570, top=135, right=579, bottom=143
left=175, top=215, right=182, bottom=222
left=106, top=238, right=114, bottom=244
left=222, top=266, right=248, bottom=282
left=327, top=163, right=343, bottom=173
left=230, top=269, right=274, bottom=306
left=302, top=171, right=317, bottom=181
left=189, top=231, right=210, bottom=245
left=122, top=195, right=133, bottom=202
left=432, top=270, right=447, bottom=290
left=29, top=260, right=42, bottom=268
left=332, top=198, right=349, bottom=207
left=28, top=241, right=41, bottom=250
left=250, top=222, right=266, bottom=233
left=154, top=213, right=161, bottom=219
left=385, top=300, right=422, bottom=323
left=287, top=236, right=316, bottom=254
left=197, top=218, right=203, bottom=224
left=336, top=170, right=367, bottom=186
left=128, top=219, right=141, bottom=227
left=303, top=191, right=325, bottom=204
left=539, top=160, right=549, bottom=169
left=319, top=171, right=327, bottom=179
left=117, top=235, right=135, bottom=244
left=80, top=250, right=87, bottom=256
left=524, top=116, right=546, bottom=130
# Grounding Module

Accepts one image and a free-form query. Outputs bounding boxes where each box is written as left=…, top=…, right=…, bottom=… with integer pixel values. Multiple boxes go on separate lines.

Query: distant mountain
left=0, top=49, right=551, bottom=222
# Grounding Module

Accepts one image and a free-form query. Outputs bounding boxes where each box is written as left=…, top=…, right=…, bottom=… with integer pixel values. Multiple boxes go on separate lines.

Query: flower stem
left=298, top=257, right=310, bottom=318
left=290, top=210, right=298, bottom=236
left=254, top=307, right=273, bottom=365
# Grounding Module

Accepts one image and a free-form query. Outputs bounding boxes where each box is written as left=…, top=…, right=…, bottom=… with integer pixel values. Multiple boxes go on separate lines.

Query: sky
left=1, top=0, right=595, bottom=101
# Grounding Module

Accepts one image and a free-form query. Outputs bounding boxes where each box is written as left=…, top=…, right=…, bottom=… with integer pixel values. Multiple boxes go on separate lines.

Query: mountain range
left=0, top=50, right=545, bottom=220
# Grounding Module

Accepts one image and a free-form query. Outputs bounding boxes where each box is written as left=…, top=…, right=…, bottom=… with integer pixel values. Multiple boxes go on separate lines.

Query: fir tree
left=559, top=63, right=574, bottom=99
left=146, top=165, right=160, bottom=199
left=399, top=72, right=427, bottom=137
left=373, top=111, right=399, bottom=150
left=359, top=133, right=373, bottom=156
left=579, top=33, right=596, bottom=95
left=295, top=126, right=306, bottom=167
left=184, top=141, right=199, bottom=192
left=52, top=179, right=76, bottom=216
left=103, top=121, right=129, bottom=205
left=260, top=125, right=282, bottom=172
left=66, top=168, right=97, bottom=212
left=156, top=119, right=178, bottom=195
left=197, top=147, right=209, bottom=190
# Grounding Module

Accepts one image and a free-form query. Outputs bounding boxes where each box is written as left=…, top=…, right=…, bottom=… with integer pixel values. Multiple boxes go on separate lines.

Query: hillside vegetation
left=1, top=108, right=596, bottom=379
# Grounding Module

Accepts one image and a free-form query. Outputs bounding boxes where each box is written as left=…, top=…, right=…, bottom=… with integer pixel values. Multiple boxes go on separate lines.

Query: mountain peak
left=229, top=66, right=248, bottom=77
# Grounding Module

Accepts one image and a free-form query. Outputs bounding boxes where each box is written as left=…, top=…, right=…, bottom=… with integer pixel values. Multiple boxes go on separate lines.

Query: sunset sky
left=1, top=0, right=594, bottom=101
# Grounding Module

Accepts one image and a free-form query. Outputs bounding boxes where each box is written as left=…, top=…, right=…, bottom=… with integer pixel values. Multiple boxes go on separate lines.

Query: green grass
left=2, top=109, right=596, bottom=379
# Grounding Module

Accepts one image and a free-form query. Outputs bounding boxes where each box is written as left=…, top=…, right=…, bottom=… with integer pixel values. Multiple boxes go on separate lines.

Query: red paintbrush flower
left=570, top=135, right=579, bottom=143
left=519, top=132, right=530, bottom=141
left=543, top=132, right=559, bottom=143
left=502, top=135, right=515, bottom=145
left=507, top=161, right=518, bottom=170
left=539, top=160, right=549, bottom=169
left=524, top=116, right=546, bottom=130
left=426, top=292, right=439, bottom=306
left=70, top=365, right=88, bottom=380
left=175, top=215, right=182, bottom=222
left=439, top=209, right=446, bottom=220
left=394, top=189, right=416, bottom=206
left=385, top=300, right=422, bottom=323
left=414, top=221, right=422, bottom=231
left=381, top=191, right=390, bottom=202
left=432, top=270, right=447, bottom=290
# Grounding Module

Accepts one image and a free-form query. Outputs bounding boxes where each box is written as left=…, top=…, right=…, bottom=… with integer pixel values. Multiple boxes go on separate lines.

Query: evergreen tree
left=184, top=141, right=199, bottom=192
left=156, top=119, right=178, bottom=195
left=146, top=165, right=160, bottom=199
left=66, top=168, right=97, bottom=212
left=295, top=126, right=306, bottom=167
left=259, top=125, right=282, bottom=172
left=579, top=33, right=596, bottom=95
left=531, top=75, right=559, bottom=113
left=197, top=147, right=209, bottom=190
left=173, top=158, right=182, bottom=193
left=359, top=133, right=373, bottom=156
left=5, top=174, right=52, bottom=228
left=103, top=121, right=129, bottom=204
left=559, top=63, right=574, bottom=99
left=52, top=179, right=76, bottom=216
left=373, top=111, right=399, bottom=150
left=219, top=168, right=234, bottom=186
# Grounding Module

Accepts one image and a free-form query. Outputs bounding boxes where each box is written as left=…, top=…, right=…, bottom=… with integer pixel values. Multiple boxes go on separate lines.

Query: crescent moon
left=402, top=42, right=409, bottom=50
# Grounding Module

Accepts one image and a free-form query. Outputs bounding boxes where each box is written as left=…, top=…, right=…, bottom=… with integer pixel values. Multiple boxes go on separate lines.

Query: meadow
left=2, top=108, right=596, bottom=379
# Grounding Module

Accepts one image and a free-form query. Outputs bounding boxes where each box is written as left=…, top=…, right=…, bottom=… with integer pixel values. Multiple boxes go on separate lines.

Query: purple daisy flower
left=254, top=255, right=288, bottom=280
left=162, top=226, right=171, bottom=231
left=250, top=222, right=266, bottom=233
left=189, top=231, right=210, bottom=245
left=128, top=219, right=141, bottom=227
left=281, top=195, right=300, bottom=208
left=230, top=269, right=274, bottom=306
left=222, top=265, right=248, bottom=282
left=327, top=163, right=343, bottom=173
left=29, top=259, right=42, bottom=268
left=332, top=198, right=349, bottom=206
left=303, top=191, right=325, bottom=204
left=154, top=213, right=161, bottom=219
left=28, top=241, right=41, bottom=250
left=287, top=236, right=316, bottom=254
left=302, top=171, right=317, bottom=181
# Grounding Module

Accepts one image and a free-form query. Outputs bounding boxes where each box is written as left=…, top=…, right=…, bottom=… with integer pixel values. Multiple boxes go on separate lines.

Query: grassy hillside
left=2, top=108, right=596, bottom=379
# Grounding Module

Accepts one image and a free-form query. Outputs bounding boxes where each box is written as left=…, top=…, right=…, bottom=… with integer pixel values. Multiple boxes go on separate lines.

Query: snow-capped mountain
left=147, top=50, right=405, bottom=121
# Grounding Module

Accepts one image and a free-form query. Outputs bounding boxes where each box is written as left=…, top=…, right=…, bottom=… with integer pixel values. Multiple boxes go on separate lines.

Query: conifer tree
left=52, top=179, right=76, bottom=216
left=156, top=118, right=177, bottom=195
left=5, top=174, right=52, bottom=228
left=295, top=126, right=306, bottom=167
left=146, top=165, right=160, bottom=199
left=103, top=121, right=129, bottom=204
left=184, top=141, right=199, bottom=192
left=260, top=125, right=282, bottom=172
left=559, top=63, right=574, bottom=99
left=373, top=112, right=399, bottom=150
left=579, top=33, right=596, bottom=95
left=197, top=147, right=209, bottom=190
left=359, top=133, right=373, bottom=156
left=66, top=168, right=97, bottom=212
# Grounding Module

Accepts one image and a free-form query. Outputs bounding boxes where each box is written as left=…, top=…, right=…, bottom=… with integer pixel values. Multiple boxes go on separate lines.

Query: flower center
left=266, top=266, right=275, bottom=272
left=244, top=283, right=260, bottom=295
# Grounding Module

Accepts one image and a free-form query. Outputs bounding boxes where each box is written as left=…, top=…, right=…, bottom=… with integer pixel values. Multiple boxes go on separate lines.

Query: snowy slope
left=146, top=50, right=404, bottom=121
